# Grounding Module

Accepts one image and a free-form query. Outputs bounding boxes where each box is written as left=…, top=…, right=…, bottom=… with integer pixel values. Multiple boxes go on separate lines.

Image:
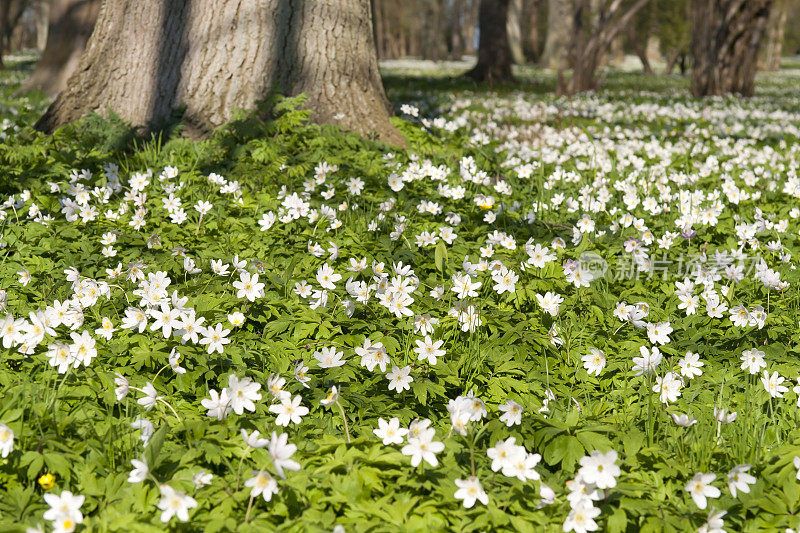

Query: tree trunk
left=420, top=0, right=446, bottom=60
left=540, top=0, right=571, bottom=68
left=521, top=0, right=544, bottom=62
left=691, top=0, right=773, bottom=97
left=558, top=0, right=651, bottom=95
left=371, top=0, right=383, bottom=59
left=663, top=48, right=680, bottom=74
left=34, top=0, right=49, bottom=51
left=466, top=0, right=514, bottom=83
left=758, top=0, right=786, bottom=71
left=449, top=0, right=466, bottom=59
left=464, top=0, right=479, bottom=55
left=0, top=1, right=6, bottom=69
left=507, top=0, right=525, bottom=63
left=0, top=0, right=27, bottom=69
left=36, top=0, right=404, bottom=146
left=19, top=0, right=100, bottom=96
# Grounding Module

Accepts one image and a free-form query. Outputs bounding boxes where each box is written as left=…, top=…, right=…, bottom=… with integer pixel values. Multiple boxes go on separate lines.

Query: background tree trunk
left=521, top=0, right=544, bottom=62
left=558, top=0, right=651, bottom=95
left=630, top=0, right=655, bottom=73
left=758, top=0, right=786, bottom=71
left=449, top=0, right=466, bottom=59
left=540, top=0, right=571, bottom=68
left=463, top=0, right=479, bottom=55
left=34, top=0, right=48, bottom=51
left=466, top=0, right=514, bottom=82
left=691, top=0, right=773, bottom=97
left=0, top=0, right=27, bottom=69
left=507, top=0, right=525, bottom=63
left=19, top=0, right=100, bottom=96
left=37, top=0, right=404, bottom=146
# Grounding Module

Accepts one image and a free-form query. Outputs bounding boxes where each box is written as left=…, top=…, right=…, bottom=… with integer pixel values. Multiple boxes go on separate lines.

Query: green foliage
left=0, top=53, right=800, bottom=533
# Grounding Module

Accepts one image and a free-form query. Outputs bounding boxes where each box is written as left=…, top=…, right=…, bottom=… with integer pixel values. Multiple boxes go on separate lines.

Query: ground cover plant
left=2, top=54, right=800, bottom=531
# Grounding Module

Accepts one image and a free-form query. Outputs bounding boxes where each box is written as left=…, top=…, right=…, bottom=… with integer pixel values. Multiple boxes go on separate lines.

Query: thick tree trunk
left=758, top=0, right=786, bottom=71
left=540, top=0, right=571, bottom=68
left=19, top=0, right=100, bottom=96
left=507, top=0, right=525, bottom=64
left=466, top=0, right=514, bottom=83
left=691, top=0, right=773, bottom=97
left=37, top=0, right=404, bottom=146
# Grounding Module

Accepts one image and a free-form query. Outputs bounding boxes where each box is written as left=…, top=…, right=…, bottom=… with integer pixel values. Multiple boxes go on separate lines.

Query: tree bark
left=0, top=0, right=27, bottom=69
left=34, top=0, right=48, bottom=51
left=463, top=0, right=479, bottom=55
left=558, top=0, right=651, bottom=95
left=521, top=0, right=544, bottom=62
left=540, top=0, right=571, bottom=68
left=691, top=0, right=773, bottom=97
left=19, top=0, right=100, bottom=96
left=449, top=0, right=466, bottom=59
left=466, top=0, right=514, bottom=83
left=507, top=0, right=525, bottom=63
left=663, top=48, right=680, bottom=74
left=36, top=0, right=404, bottom=146
left=758, top=0, right=786, bottom=71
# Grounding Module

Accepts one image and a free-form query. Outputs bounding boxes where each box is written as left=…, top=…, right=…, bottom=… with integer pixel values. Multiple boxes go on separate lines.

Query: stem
left=336, top=401, right=352, bottom=443
left=234, top=448, right=250, bottom=491
left=245, top=494, right=255, bottom=523
left=195, top=213, right=204, bottom=235
left=468, top=434, right=476, bottom=476
left=157, top=398, right=182, bottom=422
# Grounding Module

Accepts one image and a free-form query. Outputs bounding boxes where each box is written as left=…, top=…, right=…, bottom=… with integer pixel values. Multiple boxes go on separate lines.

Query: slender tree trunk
left=449, top=0, right=466, bottom=59
left=691, top=0, right=773, bottom=97
left=0, top=1, right=6, bottom=69
left=507, top=0, right=525, bottom=63
left=466, top=0, right=514, bottom=82
left=522, top=0, right=543, bottom=61
left=0, top=0, right=27, bottom=69
left=540, top=0, right=571, bottom=68
left=758, top=0, right=786, bottom=71
left=559, top=0, right=651, bottom=95
left=663, top=48, right=680, bottom=74
left=636, top=43, right=653, bottom=74
left=19, top=0, right=100, bottom=96
left=34, top=0, right=49, bottom=51
left=37, top=0, right=404, bottom=146
left=464, top=0, right=478, bottom=55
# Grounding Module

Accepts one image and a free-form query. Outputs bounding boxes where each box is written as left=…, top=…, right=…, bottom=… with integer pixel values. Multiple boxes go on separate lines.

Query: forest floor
left=1, top=54, right=800, bottom=532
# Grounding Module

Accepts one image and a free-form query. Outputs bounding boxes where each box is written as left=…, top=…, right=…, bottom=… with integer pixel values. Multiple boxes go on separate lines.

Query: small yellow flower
left=38, top=473, right=55, bottom=490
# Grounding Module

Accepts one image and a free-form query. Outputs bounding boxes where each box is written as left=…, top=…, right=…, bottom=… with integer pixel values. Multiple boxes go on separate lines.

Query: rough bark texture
left=20, top=0, right=100, bottom=96
left=507, top=0, right=524, bottom=64
left=691, top=0, right=773, bottom=97
left=466, top=0, right=514, bottom=83
left=37, top=0, right=404, bottom=146
left=558, top=0, right=651, bottom=95
left=540, top=0, right=571, bottom=68
left=758, top=0, right=786, bottom=71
